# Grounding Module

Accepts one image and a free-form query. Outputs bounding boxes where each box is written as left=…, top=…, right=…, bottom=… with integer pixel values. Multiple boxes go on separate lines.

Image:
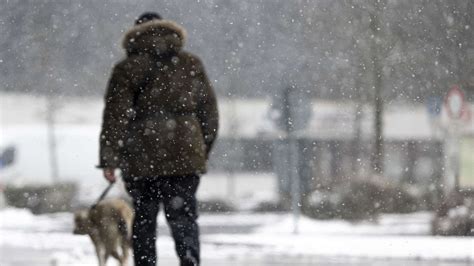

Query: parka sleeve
left=98, top=64, right=135, bottom=168
left=195, top=61, right=219, bottom=158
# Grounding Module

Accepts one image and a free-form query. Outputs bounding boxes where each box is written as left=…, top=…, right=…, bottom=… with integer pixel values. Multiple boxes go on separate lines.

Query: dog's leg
left=120, top=241, right=130, bottom=266
left=103, top=251, right=110, bottom=266
left=95, top=244, right=106, bottom=266
left=110, top=250, right=125, bottom=266
left=90, top=233, right=106, bottom=266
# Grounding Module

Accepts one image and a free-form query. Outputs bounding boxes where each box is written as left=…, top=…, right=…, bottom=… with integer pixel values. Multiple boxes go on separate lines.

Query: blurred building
left=1, top=93, right=473, bottom=191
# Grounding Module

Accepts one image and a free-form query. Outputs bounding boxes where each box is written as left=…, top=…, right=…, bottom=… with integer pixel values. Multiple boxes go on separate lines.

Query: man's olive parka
left=98, top=20, right=218, bottom=178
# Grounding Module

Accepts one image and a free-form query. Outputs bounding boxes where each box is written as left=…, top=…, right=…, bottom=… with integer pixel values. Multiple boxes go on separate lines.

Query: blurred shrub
left=252, top=200, right=290, bottom=213
left=4, top=182, right=77, bottom=214
left=303, top=178, right=423, bottom=220
left=431, top=192, right=474, bottom=236
left=198, top=198, right=235, bottom=213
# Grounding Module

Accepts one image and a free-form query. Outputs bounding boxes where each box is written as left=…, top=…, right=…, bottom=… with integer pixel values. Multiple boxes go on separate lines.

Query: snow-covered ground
left=206, top=214, right=474, bottom=262
left=0, top=207, right=472, bottom=265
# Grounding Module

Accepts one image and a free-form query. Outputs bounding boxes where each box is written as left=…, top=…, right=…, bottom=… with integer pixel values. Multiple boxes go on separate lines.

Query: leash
left=90, top=182, right=114, bottom=209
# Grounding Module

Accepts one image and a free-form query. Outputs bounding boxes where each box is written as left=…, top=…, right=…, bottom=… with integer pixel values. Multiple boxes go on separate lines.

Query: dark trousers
left=125, top=174, right=200, bottom=266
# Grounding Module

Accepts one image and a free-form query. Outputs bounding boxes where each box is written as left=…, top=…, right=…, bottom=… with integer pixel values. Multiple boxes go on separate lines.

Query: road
left=0, top=246, right=470, bottom=266
left=1, top=211, right=472, bottom=266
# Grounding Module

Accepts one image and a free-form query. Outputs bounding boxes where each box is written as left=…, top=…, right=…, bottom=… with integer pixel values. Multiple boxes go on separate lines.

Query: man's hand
left=103, top=168, right=117, bottom=183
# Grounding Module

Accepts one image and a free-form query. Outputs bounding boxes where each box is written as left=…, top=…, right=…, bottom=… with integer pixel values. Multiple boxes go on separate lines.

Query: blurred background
left=0, top=1, right=473, bottom=265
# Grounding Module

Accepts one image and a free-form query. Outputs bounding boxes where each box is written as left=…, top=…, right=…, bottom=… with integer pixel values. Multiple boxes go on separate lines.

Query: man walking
left=98, top=12, right=218, bottom=266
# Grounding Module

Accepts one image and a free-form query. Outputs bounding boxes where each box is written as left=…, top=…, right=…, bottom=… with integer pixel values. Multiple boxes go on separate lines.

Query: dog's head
left=73, top=209, right=92, bottom=235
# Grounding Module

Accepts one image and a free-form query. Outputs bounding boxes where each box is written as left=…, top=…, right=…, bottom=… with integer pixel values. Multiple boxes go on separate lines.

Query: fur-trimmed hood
left=123, top=20, right=187, bottom=56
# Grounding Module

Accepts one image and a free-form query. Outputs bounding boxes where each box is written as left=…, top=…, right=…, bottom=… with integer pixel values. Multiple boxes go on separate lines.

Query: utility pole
left=39, top=26, right=60, bottom=183
left=272, top=83, right=311, bottom=234
left=289, top=132, right=300, bottom=234
left=369, top=0, right=385, bottom=175
left=283, top=86, right=301, bottom=234
left=352, top=75, right=364, bottom=177
left=226, top=66, right=242, bottom=201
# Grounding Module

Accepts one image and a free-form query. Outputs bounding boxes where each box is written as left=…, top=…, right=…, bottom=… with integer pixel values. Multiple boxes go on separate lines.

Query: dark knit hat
left=135, top=12, right=162, bottom=25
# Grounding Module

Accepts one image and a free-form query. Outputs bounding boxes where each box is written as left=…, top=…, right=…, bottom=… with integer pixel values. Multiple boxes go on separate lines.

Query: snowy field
left=0, top=207, right=473, bottom=265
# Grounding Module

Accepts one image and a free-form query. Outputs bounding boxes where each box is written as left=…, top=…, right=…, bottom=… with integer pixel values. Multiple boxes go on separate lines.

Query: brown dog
left=74, top=199, right=134, bottom=266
